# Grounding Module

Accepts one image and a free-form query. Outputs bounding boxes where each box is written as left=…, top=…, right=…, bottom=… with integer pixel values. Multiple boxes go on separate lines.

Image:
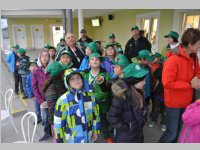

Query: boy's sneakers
left=160, top=124, right=167, bottom=132
left=148, top=121, right=156, bottom=128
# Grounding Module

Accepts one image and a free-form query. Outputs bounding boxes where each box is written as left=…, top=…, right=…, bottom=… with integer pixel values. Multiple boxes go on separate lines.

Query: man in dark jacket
left=124, top=25, right=152, bottom=62
left=77, top=29, right=93, bottom=53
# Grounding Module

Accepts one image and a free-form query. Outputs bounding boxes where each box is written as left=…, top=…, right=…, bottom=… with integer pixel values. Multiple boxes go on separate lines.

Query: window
left=182, top=14, right=200, bottom=30
left=137, top=12, right=160, bottom=53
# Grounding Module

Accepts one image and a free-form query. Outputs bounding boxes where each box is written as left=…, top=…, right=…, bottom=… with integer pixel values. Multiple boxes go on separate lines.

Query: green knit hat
left=85, top=42, right=98, bottom=52
left=12, top=44, right=20, bottom=49
left=89, top=52, right=104, bottom=62
left=131, top=25, right=139, bottom=31
left=108, top=33, right=115, bottom=39
left=138, top=50, right=153, bottom=61
left=47, top=61, right=68, bottom=77
left=16, top=48, right=26, bottom=54
left=164, top=31, right=179, bottom=39
left=123, top=63, right=148, bottom=78
left=115, top=54, right=130, bottom=68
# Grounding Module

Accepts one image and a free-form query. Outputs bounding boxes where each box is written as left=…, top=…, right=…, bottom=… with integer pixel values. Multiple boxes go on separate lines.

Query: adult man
left=77, top=29, right=93, bottom=53
left=124, top=25, right=152, bottom=62
left=6, top=44, right=23, bottom=95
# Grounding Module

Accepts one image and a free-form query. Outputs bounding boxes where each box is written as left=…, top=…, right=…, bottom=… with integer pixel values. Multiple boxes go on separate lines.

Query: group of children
left=6, top=26, right=200, bottom=143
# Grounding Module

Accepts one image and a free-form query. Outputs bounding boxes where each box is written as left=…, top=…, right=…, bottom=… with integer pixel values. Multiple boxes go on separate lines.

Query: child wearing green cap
left=79, top=42, right=99, bottom=71
left=16, top=48, right=30, bottom=99
left=108, top=33, right=122, bottom=50
left=56, top=37, right=66, bottom=51
left=148, top=52, right=166, bottom=131
left=6, top=44, right=23, bottom=95
left=43, top=44, right=51, bottom=52
left=58, top=50, right=74, bottom=69
left=113, top=54, right=130, bottom=78
left=162, top=31, right=180, bottom=57
left=108, top=63, right=148, bottom=143
left=82, top=52, right=113, bottom=143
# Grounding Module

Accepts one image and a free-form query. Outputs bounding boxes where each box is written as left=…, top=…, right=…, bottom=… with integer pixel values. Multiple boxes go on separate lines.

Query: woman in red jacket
left=159, top=28, right=200, bottom=143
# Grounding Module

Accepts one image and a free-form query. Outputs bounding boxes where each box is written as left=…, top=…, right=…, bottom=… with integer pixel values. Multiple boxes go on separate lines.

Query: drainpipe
left=67, top=9, right=73, bottom=33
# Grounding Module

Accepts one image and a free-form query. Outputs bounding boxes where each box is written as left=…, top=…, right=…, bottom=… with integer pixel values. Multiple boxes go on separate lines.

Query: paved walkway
left=1, top=49, right=163, bottom=143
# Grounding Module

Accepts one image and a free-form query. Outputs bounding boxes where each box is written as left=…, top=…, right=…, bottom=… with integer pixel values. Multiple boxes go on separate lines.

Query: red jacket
left=162, top=45, right=196, bottom=108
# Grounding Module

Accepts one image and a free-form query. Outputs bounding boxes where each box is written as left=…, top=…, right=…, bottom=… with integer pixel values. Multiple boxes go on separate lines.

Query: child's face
left=106, top=46, right=115, bottom=57
left=114, top=65, right=123, bottom=76
left=17, top=53, right=22, bottom=57
left=167, top=37, right=174, bottom=45
left=49, top=49, right=56, bottom=57
left=109, top=38, right=115, bottom=43
left=60, top=54, right=71, bottom=65
left=69, top=74, right=83, bottom=90
left=89, top=57, right=101, bottom=68
left=139, top=58, right=149, bottom=65
left=40, top=52, right=50, bottom=66
left=134, top=79, right=146, bottom=90
left=85, top=48, right=92, bottom=56
left=29, top=65, right=36, bottom=73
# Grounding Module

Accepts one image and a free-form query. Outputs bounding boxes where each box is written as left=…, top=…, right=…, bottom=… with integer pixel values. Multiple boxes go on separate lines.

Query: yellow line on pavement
left=18, top=92, right=28, bottom=107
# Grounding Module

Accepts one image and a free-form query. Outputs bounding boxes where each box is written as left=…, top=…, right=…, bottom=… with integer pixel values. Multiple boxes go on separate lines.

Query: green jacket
left=82, top=68, right=111, bottom=114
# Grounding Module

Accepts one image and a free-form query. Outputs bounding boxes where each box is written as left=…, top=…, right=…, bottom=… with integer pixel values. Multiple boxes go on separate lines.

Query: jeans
left=40, top=106, right=51, bottom=134
left=158, top=107, right=185, bottom=143
left=21, top=74, right=28, bottom=97
left=34, top=100, right=42, bottom=121
left=13, top=71, right=23, bottom=94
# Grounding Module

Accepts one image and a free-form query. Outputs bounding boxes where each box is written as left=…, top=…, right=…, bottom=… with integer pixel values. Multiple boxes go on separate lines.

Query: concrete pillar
left=67, top=9, right=73, bottom=33
left=78, top=9, right=84, bottom=39
left=62, top=9, right=67, bottom=38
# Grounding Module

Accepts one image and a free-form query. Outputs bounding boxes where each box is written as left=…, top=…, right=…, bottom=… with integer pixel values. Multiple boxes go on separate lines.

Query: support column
left=78, top=9, right=84, bottom=39
left=62, top=9, right=67, bottom=38
left=67, top=9, right=73, bottom=33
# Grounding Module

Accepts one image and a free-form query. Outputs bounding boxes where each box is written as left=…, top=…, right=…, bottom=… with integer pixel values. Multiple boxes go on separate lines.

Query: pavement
left=1, top=49, right=163, bottom=143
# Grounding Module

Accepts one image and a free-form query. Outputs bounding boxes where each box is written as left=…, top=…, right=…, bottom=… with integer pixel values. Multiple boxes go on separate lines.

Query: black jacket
left=108, top=79, right=146, bottom=143
left=124, top=37, right=151, bottom=62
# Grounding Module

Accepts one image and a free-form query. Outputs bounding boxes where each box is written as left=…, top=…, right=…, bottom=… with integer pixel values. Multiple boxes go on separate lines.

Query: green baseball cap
left=85, top=42, right=98, bottom=52
left=123, top=63, right=148, bottom=78
left=116, top=47, right=123, bottom=53
left=89, top=52, right=104, bottom=62
left=16, top=48, right=26, bottom=54
left=12, top=44, right=20, bottom=49
left=105, top=42, right=114, bottom=49
left=60, top=50, right=72, bottom=57
left=131, top=25, right=139, bottom=31
left=152, top=52, right=162, bottom=59
left=164, top=31, right=179, bottom=39
left=108, top=33, right=115, bottom=39
left=138, top=50, right=153, bottom=61
left=44, top=44, right=51, bottom=49
left=47, top=61, right=68, bottom=77
left=115, top=54, right=130, bottom=68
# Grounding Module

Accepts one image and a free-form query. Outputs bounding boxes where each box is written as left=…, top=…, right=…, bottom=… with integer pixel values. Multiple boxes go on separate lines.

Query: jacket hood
left=64, top=68, right=90, bottom=93
left=111, top=79, right=128, bottom=99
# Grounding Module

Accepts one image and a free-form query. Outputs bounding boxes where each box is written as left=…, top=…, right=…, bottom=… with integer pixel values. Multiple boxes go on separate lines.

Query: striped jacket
left=54, top=70, right=100, bottom=143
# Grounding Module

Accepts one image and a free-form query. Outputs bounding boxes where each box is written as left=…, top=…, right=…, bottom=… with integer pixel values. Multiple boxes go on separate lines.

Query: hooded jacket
left=54, top=69, right=100, bottom=143
left=32, top=53, right=52, bottom=105
left=162, top=45, right=196, bottom=108
left=108, top=79, right=146, bottom=143
left=179, top=101, right=200, bottom=143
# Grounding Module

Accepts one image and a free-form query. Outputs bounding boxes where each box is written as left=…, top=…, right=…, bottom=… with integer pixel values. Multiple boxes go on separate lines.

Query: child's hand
left=95, top=76, right=104, bottom=84
left=16, top=62, right=20, bottom=66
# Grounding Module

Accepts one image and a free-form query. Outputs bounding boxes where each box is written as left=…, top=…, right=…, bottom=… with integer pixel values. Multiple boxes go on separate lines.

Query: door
left=13, top=25, right=27, bottom=48
left=50, top=25, right=64, bottom=47
left=31, top=25, right=44, bottom=49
